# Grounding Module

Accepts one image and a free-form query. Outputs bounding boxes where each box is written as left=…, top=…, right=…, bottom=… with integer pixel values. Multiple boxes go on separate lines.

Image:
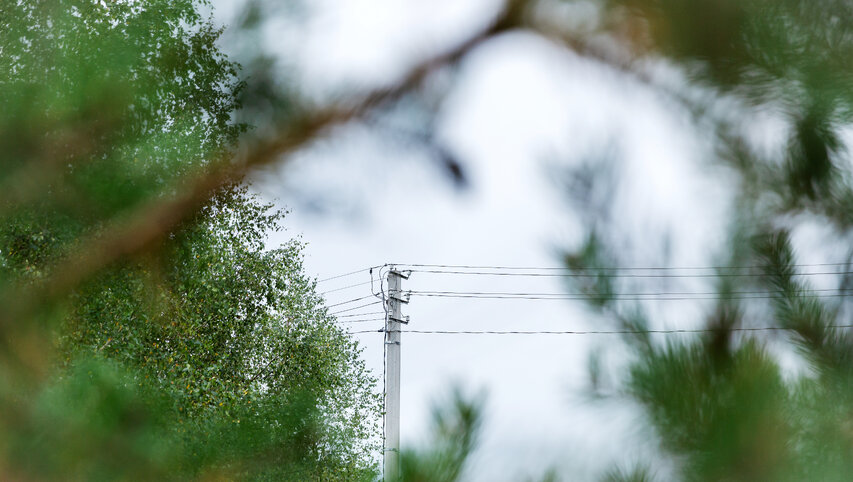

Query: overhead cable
left=408, top=290, right=853, bottom=301
left=410, top=288, right=853, bottom=297
left=317, top=265, right=382, bottom=283
left=393, top=262, right=851, bottom=271
left=325, top=294, right=376, bottom=308
left=329, top=300, right=383, bottom=315
left=333, top=311, right=387, bottom=318
left=337, top=318, right=386, bottom=324
left=408, top=269, right=853, bottom=279
left=351, top=325, right=853, bottom=335
left=320, top=280, right=374, bottom=295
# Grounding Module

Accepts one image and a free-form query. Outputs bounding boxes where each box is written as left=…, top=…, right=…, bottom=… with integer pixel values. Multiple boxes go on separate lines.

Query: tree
left=398, top=389, right=484, bottom=482
left=61, top=186, right=381, bottom=478
left=554, top=1, right=853, bottom=480
left=0, top=1, right=380, bottom=479
left=0, top=0, right=244, bottom=332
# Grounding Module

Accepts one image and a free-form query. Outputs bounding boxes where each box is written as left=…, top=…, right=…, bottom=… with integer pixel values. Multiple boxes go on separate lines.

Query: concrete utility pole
left=384, top=267, right=407, bottom=480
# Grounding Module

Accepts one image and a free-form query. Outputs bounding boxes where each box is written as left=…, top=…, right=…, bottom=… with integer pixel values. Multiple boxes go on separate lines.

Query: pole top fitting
left=388, top=269, right=411, bottom=279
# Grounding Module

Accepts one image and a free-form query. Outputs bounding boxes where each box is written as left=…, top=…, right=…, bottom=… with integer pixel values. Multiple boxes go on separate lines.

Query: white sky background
left=208, top=0, right=751, bottom=479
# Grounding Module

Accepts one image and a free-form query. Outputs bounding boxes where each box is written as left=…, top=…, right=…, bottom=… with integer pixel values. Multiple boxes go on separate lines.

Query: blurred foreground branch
left=0, top=0, right=529, bottom=338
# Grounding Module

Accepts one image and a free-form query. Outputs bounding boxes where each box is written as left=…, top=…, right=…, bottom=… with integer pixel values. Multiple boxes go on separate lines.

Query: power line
left=317, top=266, right=382, bottom=283
left=394, top=262, right=852, bottom=271
left=351, top=325, right=853, bottom=335
left=408, top=269, right=853, bottom=279
left=338, top=318, right=386, bottom=324
left=325, top=294, right=376, bottom=308
left=333, top=311, right=386, bottom=318
left=408, top=291, right=853, bottom=301
left=329, top=300, right=384, bottom=315
left=319, top=280, right=375, bottom=295
left=410, top=288, right=853, bottom=297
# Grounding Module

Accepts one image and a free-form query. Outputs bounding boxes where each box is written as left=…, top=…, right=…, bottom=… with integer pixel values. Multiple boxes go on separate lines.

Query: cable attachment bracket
left=389, top=315, right=409, bottom=325
left=389, top=292, right=410, bottom=304
left=390, top=269, right=411, bottom=280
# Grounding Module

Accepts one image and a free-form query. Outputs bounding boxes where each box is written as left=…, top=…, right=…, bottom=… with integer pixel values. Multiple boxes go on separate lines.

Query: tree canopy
left=0, top=1, right=379, bottom=479
left=557, top=1, right=853, bottom=480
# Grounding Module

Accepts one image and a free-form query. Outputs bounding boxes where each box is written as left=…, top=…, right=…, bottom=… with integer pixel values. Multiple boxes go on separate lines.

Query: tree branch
left=0, top=0, right=527, bottom=335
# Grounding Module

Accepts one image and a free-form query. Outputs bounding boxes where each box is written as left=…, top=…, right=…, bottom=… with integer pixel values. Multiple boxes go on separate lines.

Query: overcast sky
left=210, top=1, right=753, bottom=479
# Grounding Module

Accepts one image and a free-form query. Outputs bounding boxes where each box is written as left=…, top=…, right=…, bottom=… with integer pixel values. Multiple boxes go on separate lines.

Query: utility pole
left=384, top=267, right=407, bottom=481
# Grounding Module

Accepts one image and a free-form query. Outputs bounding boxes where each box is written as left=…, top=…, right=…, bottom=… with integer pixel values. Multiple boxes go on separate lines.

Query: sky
left=210, top=0, right=749, bottom=479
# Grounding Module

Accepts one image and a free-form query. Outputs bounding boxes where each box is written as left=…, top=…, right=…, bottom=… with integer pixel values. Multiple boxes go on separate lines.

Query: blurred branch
left=0, top=0, right=528, bottom=336
left=523, top=12, right=699, bottom=112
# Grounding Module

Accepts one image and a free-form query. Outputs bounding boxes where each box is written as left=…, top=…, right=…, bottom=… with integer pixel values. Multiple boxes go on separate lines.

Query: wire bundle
left=316, top=262, right=853, bottom=335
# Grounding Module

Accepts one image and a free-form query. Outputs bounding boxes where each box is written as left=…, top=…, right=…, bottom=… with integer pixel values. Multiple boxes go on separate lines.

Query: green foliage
left=556, top=0, right=853, bottom=480
left=59, top=187, right=380, bottom=478
left=601, top=465, right=656, bottom=482
left=397, top=389, right=484, bottom=482
left=629, top=339, right=792, bottom=480
left=0, top=1, right=379, bottom=479
left=604, top=0, right=853, bottom=216
left=8, top=355, right=362, bottom=481
left=0, top=0, right=243, bottom=280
